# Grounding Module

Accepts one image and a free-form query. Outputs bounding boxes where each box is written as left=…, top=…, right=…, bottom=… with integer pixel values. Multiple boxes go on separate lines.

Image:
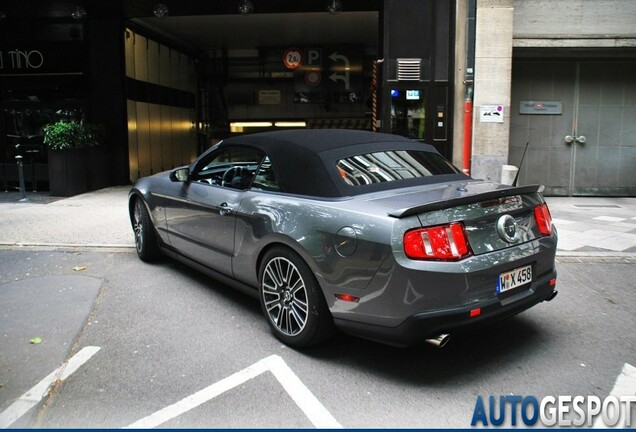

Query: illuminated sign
left=283, top=48, right=303, bottom=70
left=406, top=90, right=420, bottom=100
left=0, top=43, right=83, bottom=75
left=293, top=46, right=363, bottom=104
left=0, top=49, right=44, bottom=70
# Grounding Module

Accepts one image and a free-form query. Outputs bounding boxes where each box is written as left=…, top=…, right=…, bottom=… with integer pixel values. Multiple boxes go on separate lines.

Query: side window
left=192, top=147, right=263, bottom=190
left=252, top=157, right=280, bottom=192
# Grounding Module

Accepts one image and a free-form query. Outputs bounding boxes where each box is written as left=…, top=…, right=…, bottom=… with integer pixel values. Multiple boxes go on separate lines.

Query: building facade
left=464, top=0, right=636, bottom=196
left=1, top=0, right=634, bottom=196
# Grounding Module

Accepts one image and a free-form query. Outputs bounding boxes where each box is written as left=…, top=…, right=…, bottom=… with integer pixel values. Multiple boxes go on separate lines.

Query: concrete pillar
left=471, top=0, right=514, bottom=182
left=86, top=2, right=128, bottom=186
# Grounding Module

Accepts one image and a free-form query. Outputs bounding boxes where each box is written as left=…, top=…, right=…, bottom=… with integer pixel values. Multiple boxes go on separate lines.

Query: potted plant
left=43, top=121, right=105, bottom=196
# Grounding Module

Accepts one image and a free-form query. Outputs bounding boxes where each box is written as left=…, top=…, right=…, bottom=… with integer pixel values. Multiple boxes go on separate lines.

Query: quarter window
left=252, top=157, right=280, bottom=192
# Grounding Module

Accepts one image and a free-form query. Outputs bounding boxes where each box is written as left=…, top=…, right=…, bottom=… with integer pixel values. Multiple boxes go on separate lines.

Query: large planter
left=48, top=148, right=90, bottom=197
left=44, top=121, right=107, bottom=196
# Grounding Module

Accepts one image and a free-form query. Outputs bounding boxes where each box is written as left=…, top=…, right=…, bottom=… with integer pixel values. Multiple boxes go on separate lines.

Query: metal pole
left=371, top=59, right=383, bottom=132
left=2, top=160, right=7, bottom=192
left=15, top=155, right=28, bottom=202
left=31, top=155, right=37, bottom=192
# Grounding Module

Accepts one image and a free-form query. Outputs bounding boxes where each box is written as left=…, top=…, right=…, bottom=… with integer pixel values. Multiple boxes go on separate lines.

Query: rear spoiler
left=388, top=184, right=544, bottom=218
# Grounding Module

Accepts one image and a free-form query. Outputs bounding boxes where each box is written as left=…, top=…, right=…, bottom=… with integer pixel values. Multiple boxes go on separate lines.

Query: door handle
left=565, top=135, right=586, bottom=145
left=218, top=202, right=233, bottom=216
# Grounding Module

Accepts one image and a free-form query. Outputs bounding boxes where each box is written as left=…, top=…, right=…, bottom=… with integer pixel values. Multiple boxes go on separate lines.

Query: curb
left=0, top=243, right=135, bottom=252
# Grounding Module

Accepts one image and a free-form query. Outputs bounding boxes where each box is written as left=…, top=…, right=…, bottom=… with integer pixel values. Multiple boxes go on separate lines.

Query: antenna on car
left=513, top=141, right=530, bottom=187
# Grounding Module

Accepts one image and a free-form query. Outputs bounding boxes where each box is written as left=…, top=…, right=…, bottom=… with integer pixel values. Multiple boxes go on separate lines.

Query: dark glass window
left=252, top=157, right=280, bottom=192
left=192, top=147, right=263, bottom=189
left=336, top=150, right=460, bottom=186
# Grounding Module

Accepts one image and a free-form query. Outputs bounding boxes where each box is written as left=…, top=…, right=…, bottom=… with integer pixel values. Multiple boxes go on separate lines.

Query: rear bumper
left=333, top=270, right=557, bottom=347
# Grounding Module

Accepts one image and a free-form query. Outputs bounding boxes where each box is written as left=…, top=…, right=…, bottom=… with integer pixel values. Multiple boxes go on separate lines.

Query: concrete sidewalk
left=0, top=187, right=635, bottom=256
left=0, top=187, right=133, bottom=248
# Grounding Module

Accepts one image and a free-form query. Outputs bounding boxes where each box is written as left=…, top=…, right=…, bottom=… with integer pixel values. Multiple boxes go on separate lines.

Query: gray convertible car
left=129, top=130, right=558, bottom=348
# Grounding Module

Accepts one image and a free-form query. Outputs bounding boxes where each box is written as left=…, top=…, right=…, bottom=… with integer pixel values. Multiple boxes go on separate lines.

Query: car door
left=164, top=146, right=264, bottom=276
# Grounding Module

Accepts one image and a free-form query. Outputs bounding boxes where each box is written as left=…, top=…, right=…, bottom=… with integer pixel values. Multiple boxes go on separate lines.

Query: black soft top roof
left=218, top=130, right=464, bottom=198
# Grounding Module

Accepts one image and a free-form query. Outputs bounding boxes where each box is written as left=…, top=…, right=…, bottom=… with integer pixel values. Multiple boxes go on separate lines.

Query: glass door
left=1, top=102, right=85, bottom=191
left=389, top=88, right=426, bottom=140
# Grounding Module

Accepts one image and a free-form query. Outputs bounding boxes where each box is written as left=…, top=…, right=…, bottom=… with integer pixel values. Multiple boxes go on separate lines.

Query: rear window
left=336, top=150, right=461, bottom=186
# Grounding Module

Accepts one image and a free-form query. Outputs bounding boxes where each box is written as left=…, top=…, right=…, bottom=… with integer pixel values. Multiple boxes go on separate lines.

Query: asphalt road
left=1, top=248, right=635, bottom=428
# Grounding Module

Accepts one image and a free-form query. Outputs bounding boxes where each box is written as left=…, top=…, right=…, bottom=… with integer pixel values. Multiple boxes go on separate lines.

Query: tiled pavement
left=0, top=188, right=634, bottom=257
left=545, top=197, right=636, bottom=255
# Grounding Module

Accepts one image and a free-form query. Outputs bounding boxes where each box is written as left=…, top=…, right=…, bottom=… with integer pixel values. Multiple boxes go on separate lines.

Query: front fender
left=129, top=180, right=169, bottom=245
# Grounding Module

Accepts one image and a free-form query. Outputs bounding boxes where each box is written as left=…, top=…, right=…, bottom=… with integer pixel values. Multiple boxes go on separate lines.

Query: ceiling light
left=153, top=3, right=169, bottom=18
left=274, top=121, right=307, bottom=128
left=230, top=122, right=272, bottom=128
left=238, top=0, right=254, bottom=15
left=326, top=0, right=342, bottom=14
left=71, top=5, right=87, bottom=20
left=230, top=121, right=272, bottom=133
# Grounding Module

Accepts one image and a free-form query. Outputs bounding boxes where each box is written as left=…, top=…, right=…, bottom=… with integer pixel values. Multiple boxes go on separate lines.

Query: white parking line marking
left=551, top=218, right=576, bottom=225
left=125, top=354, right=342, bottom=429
left=263, top=355, right=342, bottom=428
left=593, top=216, right=627, bottom=223
left=125, top=357, right=269, bottom=429
left=0, top=346, right=101, bottom=429
left=594, top=363, right=636, bottom=428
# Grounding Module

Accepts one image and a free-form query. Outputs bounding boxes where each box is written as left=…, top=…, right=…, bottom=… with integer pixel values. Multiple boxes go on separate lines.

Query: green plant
left=43, top=121, right=104, bottom=150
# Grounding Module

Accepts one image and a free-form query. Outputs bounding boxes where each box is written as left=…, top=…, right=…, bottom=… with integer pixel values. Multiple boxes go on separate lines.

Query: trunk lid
left=366, top=180, right=548, bottom=255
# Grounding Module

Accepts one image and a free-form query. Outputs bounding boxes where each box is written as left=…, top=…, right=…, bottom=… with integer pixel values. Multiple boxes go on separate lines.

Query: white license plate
left=497, top=264, right=532, bottom=294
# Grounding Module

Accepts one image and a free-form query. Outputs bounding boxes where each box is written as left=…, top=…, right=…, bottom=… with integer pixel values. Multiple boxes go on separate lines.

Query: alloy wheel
left=261, top=257, right=309, bottom=336
left=133, top=200, right=144, bottom=253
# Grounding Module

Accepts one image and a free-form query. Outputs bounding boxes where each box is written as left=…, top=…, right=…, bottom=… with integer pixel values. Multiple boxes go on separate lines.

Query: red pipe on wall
left=463, top=86, right=474, bottom=175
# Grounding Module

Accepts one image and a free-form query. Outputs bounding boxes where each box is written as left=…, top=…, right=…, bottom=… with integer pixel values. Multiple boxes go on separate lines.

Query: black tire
left=131, top=197, right=161, bottom=262
left=258, top=247, right=335, bottom=348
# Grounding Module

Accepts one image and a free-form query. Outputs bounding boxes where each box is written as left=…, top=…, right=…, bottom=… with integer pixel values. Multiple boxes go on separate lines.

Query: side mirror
left=170, top=167, right=190, bottom=182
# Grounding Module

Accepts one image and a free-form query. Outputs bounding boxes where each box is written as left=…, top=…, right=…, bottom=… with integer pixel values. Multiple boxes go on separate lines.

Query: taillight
left=534, top=203, right=553, bottom=236
left=404, top=223, right=471, bottom=261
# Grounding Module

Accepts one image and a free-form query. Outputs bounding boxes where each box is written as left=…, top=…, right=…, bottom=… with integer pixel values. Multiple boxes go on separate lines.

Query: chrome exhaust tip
left=546, top=290, right=558, bottom=302
left=425, top=333, right=451, bottom=348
